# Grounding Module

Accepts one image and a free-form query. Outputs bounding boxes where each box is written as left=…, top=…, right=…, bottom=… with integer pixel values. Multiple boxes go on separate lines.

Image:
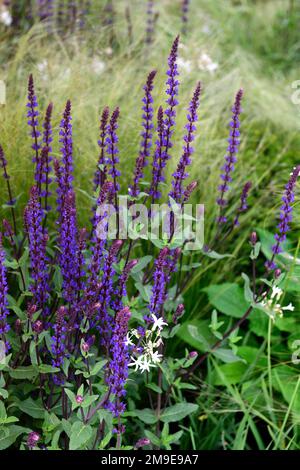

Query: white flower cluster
left=127, top=314, right=167, bottom=373
left=0, top=7, right=12, bottom=27
left=260, top=286, right=294, bottom=321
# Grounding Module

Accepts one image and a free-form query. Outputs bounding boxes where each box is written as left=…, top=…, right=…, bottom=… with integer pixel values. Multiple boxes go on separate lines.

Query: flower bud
left=250, top=232, right=257, bottom=245
left=15, top=318, right=22, bottom=335
left=173, top=303, right=184, bottom=323
left=27, top=432, right=40, bottom=449
left=188, top=351, right=198, bottom=359
left=134, top=437, right=151, bottom=449
left=274, top=268, right=281, bottom=279
left=76, top=395, right=84, bottom=404
left=33, top=320, right=43, bottom=334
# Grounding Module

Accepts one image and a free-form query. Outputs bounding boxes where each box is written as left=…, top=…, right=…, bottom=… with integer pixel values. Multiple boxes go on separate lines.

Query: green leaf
left=134, top=282, right=152, bottom=303
left=0, top=425, right=30, bottom=450
left=145, top=430, right=161, bottom=447
left=160, top=403, right=198, bottom=423
left=9, top=366, right=38, bottom=380
left=146, top=383, right=162, bottom=394
left=176, top=320, right=215, bottom=352
left=213, top=348, right=243, bottom=363
left=210, top=362, right=248, bottom=385
left=69, top=422, right=93, bottom=450
left=17, top=397, right=45, bottom=419
left=203, top=283, right=249, bottom=318
left=131, top=256, right=152, bottom=274
left=128, top=408, right=158, bottom=424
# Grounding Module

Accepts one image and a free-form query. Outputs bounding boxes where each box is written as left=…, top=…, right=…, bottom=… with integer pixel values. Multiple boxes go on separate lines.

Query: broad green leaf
left=160, top=403, right=198, bottom=423
left=203, top=283, right=249, bottom=318
left=69, top=422, right=93, bottom=450
left=0, top=425, right=30, bottom=450
left=17, top=397, right=45, bottom=419
left=210, top=362, right=248, bottom=386
left=128, top=408, right=157, bottom=424
left=130, top=256, right=152, bottom=274
left=9, top=366, right=38, bottom=380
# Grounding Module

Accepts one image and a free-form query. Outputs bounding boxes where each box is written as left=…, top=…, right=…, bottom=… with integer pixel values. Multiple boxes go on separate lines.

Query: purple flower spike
left=149, top=247, right=170, bottom=317
left=233, top=181, right=252, bottom=226
left=24, top=187, right=50, bottom=317
left=58, top=190, right=79, bottom=305
left=27, top=75, right=41, bottom=184
left=0, top=145, right=17, bottom=233
left=150, top=36, right=180, bottom=201
left=27, top=432, right=40, bottom=450
left=51, top=306, right=68, bottom=368
left=94, top=107, right=110, bottom=192
left=0, top=233, right=10, bottom=350
left=265, top=165, right=300, bottom=271
left=170, top=82, right=201, bottom=203
left=113, top=259, right=138, bottom=313
left=106, top=107, right=121, bottom=206
left=40, top=103, right=53, bottom=211
left=146, top=1, right=155, bottom=45
left=106, top=306, right=131, bottom=417
left=130, top=70, right=156, bottom=198
left=181, top=0, right=190, bottom=34
left=150, top=106, right=165, bottom=200
left=96, top=240, right=123, bottom=348
left=217, top=88, right=243, bottom=224
left=58, top=100, right=74, bottom=211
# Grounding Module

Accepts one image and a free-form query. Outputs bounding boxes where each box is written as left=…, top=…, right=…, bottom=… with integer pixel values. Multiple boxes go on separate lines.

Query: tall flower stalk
left=27, top=75, right=41, bottom=193
left=41, top=102, right=53, bottom=214
left=130, top=70, right=156, bottom=198
left=106, top=107, right=121, bottom=211
left=94, top=107, right=110, bottom=192
left=216, top=89, right=243, bottom=224
left=0, top=145, right=17, bottom=234
left=169, top=82, right=201, bottom=203
left=24, top=186, right=49, bottom=317
left=150, top=106, right=165, bottom=200
left=0, top=233, right=10, bottom=350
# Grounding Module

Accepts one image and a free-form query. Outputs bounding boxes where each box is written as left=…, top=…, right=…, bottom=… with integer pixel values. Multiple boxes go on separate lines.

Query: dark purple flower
left=173, top=303, right=184, bottom=323
left=0, top=145, right=17, bottom=233
left=27, top=431, right=40, bottom=450
left=27, top=75, right=41, bottom=182
left=150, top=106, right=165, bottom=200
left=149, top=247, right=170, bottom=317
left=181, top=0, right=190, bottom=34
left=145, top=1, right=155, bottom=45
left=0, top=233, right=10, bottom=349
left=113, top=259, right=138, bottom=313
left=106, top=306, right=131, bottom=417
left=265, top=165, right=300, bottom=270
left=150, top=37, right=180, bottom=200
left=96, top=240, right=123, bottom=348
left=40, top=102, right=53, bottom=211
left=170, top=82, right=201, bottom=203
left=106, top=107, right=121, bottom=206
left=182, top=180, right=198, bottom=203
left=24, top=186, right=50, bottom=317
left=94, top=107, right=110, bottom=192
left=51, top=306, right=68, bottom=368
left=233, top=181, right=252, bottom=226
left=57, top=100, right=74, bottom=213
left=217, top=89, right=243, bottom=224
left=134, top=437, right=151, bottom=449
left=130, top=70, right=156, bottom=198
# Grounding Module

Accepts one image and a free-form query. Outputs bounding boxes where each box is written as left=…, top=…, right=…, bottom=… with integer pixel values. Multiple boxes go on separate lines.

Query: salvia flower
left=0, top=233, right=10, bottom=348
left=233, top=181, right=252, bottom=226
left=40, top=102, right=53, bottom=210
left=145, top=1, right=155, bottom=44
left=265, top=165, right=300, bottom=270
left=130, top=70, right=156, bottom=198
left=57, top=100, right=74, bottom=212
left=217, top=88, right=243, bottom=224
left=150, top=106, right=165, bottom=200
left=149, top=247, right=170, bottom=318
left=170, top=82, right=201, bottom=203
left=94, top=106, right=110, bottom=192
left=106, top=306, right=131, bottom=417
left=181, top=0, right=190, bottom=34
left=24, top=186, right=50, bottom=317
left=134, top=437, right=151, bottom=449
left=112, top=259, right=138, bottom=313
left=27, top=75, right=41, bottom=181
left=51, top=306, right=68, bottom=368
left=27, top=431, right=40, bottom=450
left=106, top=107, right=121, bottom=202
left=96, top=240, right=123, bottom=347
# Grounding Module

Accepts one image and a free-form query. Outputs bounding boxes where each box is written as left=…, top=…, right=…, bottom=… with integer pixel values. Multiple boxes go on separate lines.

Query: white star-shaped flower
left=151, top=314, right=168, bottom=332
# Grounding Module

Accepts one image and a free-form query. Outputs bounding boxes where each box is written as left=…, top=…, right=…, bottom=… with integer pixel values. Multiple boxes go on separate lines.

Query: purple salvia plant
left=145, top=0, right=155, bottom=45
left=27, top=75, right=41, bottom=189
left=216, top=88, right=243, bottom=224
left=106, top=306, right=131, bottom=417
left=40, top=102, right=53, bottom=212
left=112, top=259, right=138, bottom=313
left=106, top=107, right=121, bottom=207
left=24, top=186, right=50, bottom=317
left=169, top=82, right=201, bottom=203
left=233, top=181, right=252, bottom=226
left=130, top=70, right=156, bottom=198
left=148, top=247, right=170, bottom=319
left=51, top=306, right=68, bottom=368
left=181, top=0, right=190, bottom=34
left=265, top=165, right=300, bottom=270
left=0, top=233, right=10, bottom=350
left=96, top=239, right=123, bottom=349
left=57, top=100, right=74, bottom=212
left=150, top=106, right=165, bottom=200
left=183, top=180, right=198, bottom=203
left=58, top=190, right=79, bottom=305
left=94, top=106, right=110, bottom=192
left=0, top=145, right=17, bottom=233
left=151, top=36, right=180, bottom=200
